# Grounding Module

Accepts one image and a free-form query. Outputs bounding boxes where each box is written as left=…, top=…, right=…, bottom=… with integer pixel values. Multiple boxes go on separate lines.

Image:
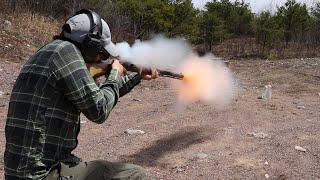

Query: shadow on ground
left=119, top=126, right=214, bottom=168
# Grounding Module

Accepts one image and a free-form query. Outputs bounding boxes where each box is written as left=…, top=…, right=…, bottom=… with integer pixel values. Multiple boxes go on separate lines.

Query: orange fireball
left=175, top=54, right=235, bottom=107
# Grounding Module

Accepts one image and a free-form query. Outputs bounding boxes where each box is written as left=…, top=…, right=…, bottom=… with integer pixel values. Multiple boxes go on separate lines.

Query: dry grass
left=211, top=38, right=320, bottom=60
left=0, top=5, right=62, bottom=62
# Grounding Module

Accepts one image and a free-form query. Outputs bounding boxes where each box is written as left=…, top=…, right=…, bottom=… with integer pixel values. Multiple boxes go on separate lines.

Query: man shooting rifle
left=4, top=9, right=157, bottom=180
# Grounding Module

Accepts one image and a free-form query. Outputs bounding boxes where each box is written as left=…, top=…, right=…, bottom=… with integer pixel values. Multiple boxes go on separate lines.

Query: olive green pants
left=45, top=160, right=147, bottom=180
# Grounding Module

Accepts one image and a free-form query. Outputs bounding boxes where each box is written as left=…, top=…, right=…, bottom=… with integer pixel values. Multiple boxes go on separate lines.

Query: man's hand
left=140, top=67, right=159, bottom=80
left=112, top=60, right=127, bottom=76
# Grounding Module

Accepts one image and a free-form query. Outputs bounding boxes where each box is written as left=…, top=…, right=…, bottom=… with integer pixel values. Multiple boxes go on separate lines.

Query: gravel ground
left=0, top=58, right=319, bottom=179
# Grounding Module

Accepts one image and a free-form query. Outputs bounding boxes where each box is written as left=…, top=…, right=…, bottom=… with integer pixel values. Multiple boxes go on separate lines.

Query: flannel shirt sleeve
left=116, top=71, right=141, bottom=97
left=49, top=42, right=124, bottom=124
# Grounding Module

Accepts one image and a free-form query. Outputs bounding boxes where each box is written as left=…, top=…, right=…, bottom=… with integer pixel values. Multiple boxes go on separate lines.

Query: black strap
left=74, top=9, right=102, bottom=37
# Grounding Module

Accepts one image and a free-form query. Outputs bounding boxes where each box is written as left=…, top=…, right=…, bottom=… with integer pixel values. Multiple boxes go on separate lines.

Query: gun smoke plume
left=116, top=36, right=191, bottom=71
left=116, top=36, right=237, bottom=107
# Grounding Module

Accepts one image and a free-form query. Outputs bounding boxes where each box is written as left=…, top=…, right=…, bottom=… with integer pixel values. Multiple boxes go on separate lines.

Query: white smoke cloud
left=116, top=36, right=191, bottom=71
left=116, top=35, right=237, bottom=108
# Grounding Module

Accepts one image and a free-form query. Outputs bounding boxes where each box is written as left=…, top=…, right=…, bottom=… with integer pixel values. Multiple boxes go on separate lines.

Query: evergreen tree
left=255, top=11, right=283, bottom=53
left=170, top=0, right=198, bottom=41
left=276, top=0, right=311, bottom=43
left=115, top=0, right=173, bottom=39
left=311, top=2, right=320, bottom=25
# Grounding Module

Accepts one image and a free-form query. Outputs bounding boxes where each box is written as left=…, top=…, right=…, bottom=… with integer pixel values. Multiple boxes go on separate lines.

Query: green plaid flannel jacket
left=4, top=39, right=141, bottom=179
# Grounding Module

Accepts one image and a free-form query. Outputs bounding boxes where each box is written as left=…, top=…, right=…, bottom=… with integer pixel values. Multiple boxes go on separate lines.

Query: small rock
left=8, top=43, right=13, bottom=47
left=295, top=146, right=307, bottom=152
left=194, top=153, right=208, bottom=160
left=80, top=120, right=87, bottom=124
left=0, top=91, right=9, bottom=96
left=4, top=20, right=12, bottom=30
left=176, top=167, right=184, bottom=172
left=4, top=20, right=12, bottom=25
left=248, top=132, right=268, bottom=139
left=132, top=98, right=142, bottom=102
left=27, top=44, right=31, bottom=47
left=258, top=85, right=272, bottom=100
left=297, top=105, right=306, bottom=109
left=124, top=129, right=145, bottom=135
left=265, top=174, right=270, bottom=179
left=172, top=166, right=185, bottom=173
left=264, top=161, right=269, bottom=165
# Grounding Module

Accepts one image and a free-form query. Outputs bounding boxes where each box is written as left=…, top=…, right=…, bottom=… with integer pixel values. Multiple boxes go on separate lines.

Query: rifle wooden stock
left=86, top=61, right=184, bottom=80
left=86, top=62, right=112, bottom=78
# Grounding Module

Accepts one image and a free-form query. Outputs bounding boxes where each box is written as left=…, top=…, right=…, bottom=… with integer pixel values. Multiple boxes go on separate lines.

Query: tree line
left=5, top=0, right=320, bottom=58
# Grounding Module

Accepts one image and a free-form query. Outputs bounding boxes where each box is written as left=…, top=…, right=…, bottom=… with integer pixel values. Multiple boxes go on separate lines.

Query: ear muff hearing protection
left=74, top=9, right=104, bottom=50
left=64, top=9, right=110, bottom=62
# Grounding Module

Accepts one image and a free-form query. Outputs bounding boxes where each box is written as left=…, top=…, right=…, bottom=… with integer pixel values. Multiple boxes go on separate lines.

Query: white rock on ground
left=124, top=129, right=145, bottom=135
left=194, top=152, right=208, bottom=160
left=297, top=105, right=306, bottom=109
left=0, top=91, right=8, bottom=96
left=4, top=20, right=12, bottom=30
left=80, top=120, right=87, bottom=124
left=265, top=174, right=270, bottom=179
left=259, top=85, right=272, bottom=100
left=248, top=132, right=268, bottom=139
left=295, top=146, right=307, bottom=152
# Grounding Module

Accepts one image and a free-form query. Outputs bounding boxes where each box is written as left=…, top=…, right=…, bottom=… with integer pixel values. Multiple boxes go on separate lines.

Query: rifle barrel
left=159, top=70, right=184, bottom=80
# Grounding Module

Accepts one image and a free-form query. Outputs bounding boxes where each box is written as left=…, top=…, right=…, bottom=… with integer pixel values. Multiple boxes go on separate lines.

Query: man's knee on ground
left=90, top=160, right=146, bottom=179
left=128, top=164, right=147, bottom=178
left=111, top=162, right=146, bottom=178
